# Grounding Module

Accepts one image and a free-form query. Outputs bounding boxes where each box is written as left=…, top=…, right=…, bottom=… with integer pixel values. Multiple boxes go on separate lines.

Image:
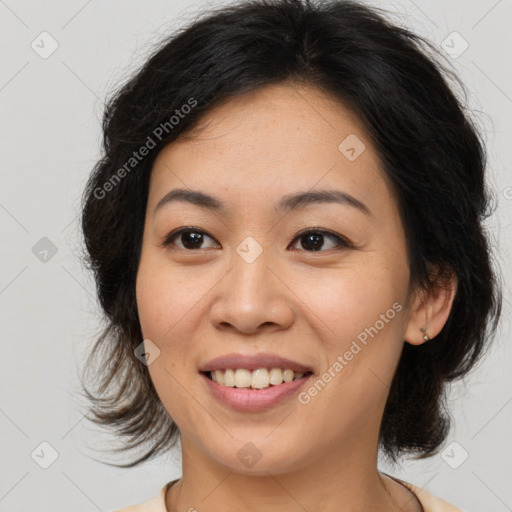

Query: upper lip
left=199, top=353, right=313, bottom=373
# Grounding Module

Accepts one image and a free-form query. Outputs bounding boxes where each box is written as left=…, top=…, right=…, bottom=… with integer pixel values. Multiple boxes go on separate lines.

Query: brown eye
left=162, top=228, right=219, bottom=250
left=161, top=227, right=351, bottom=252
left=289, top=229, right=351, bottom=252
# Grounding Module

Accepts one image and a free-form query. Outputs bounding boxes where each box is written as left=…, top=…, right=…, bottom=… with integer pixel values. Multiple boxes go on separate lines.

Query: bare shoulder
left=404, top=481, right=465, bottom=512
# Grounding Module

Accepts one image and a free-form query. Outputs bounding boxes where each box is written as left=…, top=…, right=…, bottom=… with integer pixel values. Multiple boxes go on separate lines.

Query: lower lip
left=201, top=373, right=312, bottom=412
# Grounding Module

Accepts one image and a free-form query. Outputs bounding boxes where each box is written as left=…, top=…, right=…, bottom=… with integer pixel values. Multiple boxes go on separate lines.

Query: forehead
left=148, top=82, right=396, bottom=216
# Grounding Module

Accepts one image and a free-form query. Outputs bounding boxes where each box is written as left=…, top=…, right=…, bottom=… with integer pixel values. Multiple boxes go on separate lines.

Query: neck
left=166, top=429, right=413, bottom=512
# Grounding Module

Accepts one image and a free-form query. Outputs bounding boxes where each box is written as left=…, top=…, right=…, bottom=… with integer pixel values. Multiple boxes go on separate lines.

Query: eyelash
left=160, top=226, right=353, bottom=252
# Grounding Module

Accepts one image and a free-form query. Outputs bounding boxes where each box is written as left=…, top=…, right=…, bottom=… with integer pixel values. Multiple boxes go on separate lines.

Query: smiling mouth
left=201, top=368, right=314, bottom=390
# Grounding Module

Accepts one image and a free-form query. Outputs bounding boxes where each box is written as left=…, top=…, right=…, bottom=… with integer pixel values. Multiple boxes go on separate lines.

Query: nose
left=209, top=247, right=295, bottom=335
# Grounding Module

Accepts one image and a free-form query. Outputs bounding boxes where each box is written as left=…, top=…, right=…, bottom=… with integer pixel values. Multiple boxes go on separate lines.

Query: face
left=136, top=82, right=417, bottom=475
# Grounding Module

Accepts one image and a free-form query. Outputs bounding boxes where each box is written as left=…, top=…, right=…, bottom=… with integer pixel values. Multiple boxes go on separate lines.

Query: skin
left=135, top=82, right=457, bottom=512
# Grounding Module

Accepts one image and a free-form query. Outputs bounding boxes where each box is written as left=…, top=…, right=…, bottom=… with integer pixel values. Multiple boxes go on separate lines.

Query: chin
left=202, top=437, right=312, bottom=476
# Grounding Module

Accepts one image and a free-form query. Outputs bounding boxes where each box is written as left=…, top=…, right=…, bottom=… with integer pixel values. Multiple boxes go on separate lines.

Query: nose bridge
left=210, top=236, right=293, bottom=332
left=230, top=236, right=275, bottom=308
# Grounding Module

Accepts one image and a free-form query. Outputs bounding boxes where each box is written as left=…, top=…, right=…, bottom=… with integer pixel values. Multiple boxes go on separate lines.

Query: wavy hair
left=78, top=0, right=502, bottom=467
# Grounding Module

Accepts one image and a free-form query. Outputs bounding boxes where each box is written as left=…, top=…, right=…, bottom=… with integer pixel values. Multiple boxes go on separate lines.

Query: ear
left=404, top=264, right=457, bottom=345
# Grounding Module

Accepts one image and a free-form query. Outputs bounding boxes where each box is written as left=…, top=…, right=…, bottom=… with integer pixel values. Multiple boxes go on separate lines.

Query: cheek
left=293, top=265, right=404, bottom=347
left=136, top=266, right=168, bottom=341
left=291, top=261, right=408, bottom=407
left=135, top=256, right=208, bottom=424
left=136, top=255, right=207, bottom=342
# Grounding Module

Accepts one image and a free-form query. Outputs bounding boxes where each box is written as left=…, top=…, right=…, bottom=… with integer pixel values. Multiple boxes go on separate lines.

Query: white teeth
left=223, top=369, right=235, bottom=387
left=208, top=368, right=309, bottom=389
left=234, top=369, right=252, bottom=388
left=269, top=368, right=284, bottom=385
left=283, top=369, right=294, bottom=383
left=251, top=368, right=269, bottom=389
left=212, top=370, right=224, bottom=385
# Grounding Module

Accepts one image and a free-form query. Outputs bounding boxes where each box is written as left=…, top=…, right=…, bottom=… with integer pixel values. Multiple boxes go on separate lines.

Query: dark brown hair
left=78, top=0, right=502, bottom=468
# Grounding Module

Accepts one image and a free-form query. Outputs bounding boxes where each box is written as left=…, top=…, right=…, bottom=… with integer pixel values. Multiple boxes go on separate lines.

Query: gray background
left=1, top=0, right=511, bottom=511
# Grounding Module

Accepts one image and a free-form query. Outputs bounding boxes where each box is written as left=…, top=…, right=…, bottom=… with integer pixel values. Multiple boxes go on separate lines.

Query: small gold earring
left=420, top=326, right=430, bottom=342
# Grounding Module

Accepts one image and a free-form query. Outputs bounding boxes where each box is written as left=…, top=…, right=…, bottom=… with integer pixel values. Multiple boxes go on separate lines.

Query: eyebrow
left=154, top=188, right=372, bottom=217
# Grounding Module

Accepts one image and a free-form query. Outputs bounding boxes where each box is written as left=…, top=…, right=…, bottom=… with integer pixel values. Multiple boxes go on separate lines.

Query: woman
left=79, top=1, right=502, bottom=511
